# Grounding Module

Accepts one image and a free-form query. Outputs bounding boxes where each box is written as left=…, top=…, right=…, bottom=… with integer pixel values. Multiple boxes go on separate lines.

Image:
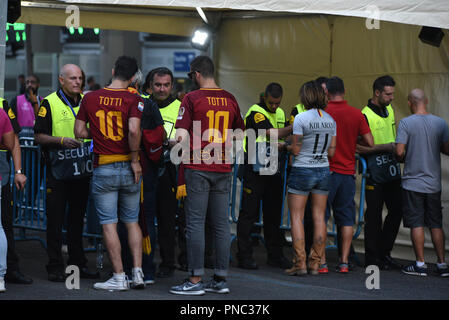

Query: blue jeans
left=118, top=163, right=158, bottom=280
left=91, top=162, right=141, bottom=225
left=288, top=166, right=330, bottom=195
left=0, top=184, right=7, bottom=277
left=184, top=169, right=231, bottom=277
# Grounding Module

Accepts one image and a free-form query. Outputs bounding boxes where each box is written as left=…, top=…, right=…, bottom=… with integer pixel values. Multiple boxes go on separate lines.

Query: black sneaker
left=238, top=259, right=258, bottom=270
left=267, top=256, right=292, bottom=269
left=381, top=255, right=403, bottom=270
left=436, top=264, right=449, bottom=277
left=156, top=267, right=175, bottom=278
left=204, top=278, right=230, bottom=294
left=402, top=263, right=428, bottom=276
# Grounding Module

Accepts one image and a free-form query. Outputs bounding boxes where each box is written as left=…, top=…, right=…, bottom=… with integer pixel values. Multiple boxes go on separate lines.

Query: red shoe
left=318, top=264, right=329, bottom=274
left=338, top=263, right=349, bottom=273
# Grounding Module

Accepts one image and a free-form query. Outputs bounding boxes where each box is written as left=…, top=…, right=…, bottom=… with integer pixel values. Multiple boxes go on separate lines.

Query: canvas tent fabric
left=64, top=0, right=449, bottom=29
left=215, top=14, right=449, bottom=251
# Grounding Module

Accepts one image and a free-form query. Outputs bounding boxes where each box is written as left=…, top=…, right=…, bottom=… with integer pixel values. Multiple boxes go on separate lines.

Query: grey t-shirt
left=292, top=109, right=336, bottom=168
left=396, top=114, right=449, bottom=193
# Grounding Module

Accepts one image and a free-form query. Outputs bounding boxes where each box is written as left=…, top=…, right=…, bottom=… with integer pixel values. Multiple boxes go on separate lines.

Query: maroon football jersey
left=76, top=88, right=143, bottom=166
left=175, top=88, right=245, bottom=172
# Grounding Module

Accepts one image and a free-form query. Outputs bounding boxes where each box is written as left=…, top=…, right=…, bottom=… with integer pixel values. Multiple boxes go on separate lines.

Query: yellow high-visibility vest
left=243, top=104, right=285, bottom=152
left=362, top=104, right=396, bottom=144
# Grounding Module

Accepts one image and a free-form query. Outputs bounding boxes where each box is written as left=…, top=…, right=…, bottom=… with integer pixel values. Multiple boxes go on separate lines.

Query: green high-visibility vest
left=296, top=103, right=306, bottom=114
left=44, top=92, right=84, bottom=139
left=243, top=104, right=285, bottom=152
left=159, top=99, right=181, bottom=139
left=362, top=104, right=396, bottom=145
left=289, top=103, right=306, bottom=124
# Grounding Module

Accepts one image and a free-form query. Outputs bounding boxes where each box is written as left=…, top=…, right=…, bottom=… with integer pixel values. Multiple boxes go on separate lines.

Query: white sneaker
left=93, top=274, right=130, bottom=291
left=0, top=277, right=5, bottom=293
left=131, top=268, right=145, bottom=289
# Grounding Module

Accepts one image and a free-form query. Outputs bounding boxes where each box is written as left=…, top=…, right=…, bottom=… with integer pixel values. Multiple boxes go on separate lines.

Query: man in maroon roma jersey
left=75, top=56, right=145, bottom=291
left=169, top=55, right=245, bottom=296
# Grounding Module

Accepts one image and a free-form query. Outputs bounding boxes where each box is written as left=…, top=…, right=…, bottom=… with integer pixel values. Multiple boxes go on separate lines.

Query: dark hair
left=113, top=56, right=138, bottom=81
left=91, top=84, right=101, bottom=91
left=142, top=67, right=174, bottom=92
left=326, top=76, right=345, bottom=95
left=373, top=75, right=395, bottom=93
left=87, top=76, right=95, bottom=84
left=265, top=82, right=283, bottom=99
left=300, top=81, right=327, bottom=110
left=315, top=76, right=329, bottom=88
left=81, top=69, right=86, bottom=91
left=27, top=74, right=40, bottom=83
left=190, top=55, right=214, bottom=78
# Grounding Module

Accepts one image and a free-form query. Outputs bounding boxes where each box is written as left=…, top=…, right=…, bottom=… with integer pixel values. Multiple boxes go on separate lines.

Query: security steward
left=236, top=82, right=293, bottom=269
left=8, top=74, right=43, bottom=130
left=0, top=98, right=31, bottom=284
left=143, top=67, right=182, bottom=277
left=356, top=75, right=403, bottom=270
left=34, top=64, right=99, bottom=282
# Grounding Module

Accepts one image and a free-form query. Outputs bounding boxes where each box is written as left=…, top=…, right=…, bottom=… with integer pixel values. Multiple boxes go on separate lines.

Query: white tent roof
left=62, top=0, right=449, bottom=29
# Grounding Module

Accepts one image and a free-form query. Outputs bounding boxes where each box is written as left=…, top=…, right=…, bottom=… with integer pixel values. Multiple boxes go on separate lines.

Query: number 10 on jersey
left=95, top=110, right=124, bottom=141
left=206, top=110, right=229, bottom=143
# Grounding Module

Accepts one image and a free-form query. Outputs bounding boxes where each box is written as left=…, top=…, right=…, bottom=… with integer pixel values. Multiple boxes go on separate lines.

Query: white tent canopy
left=63, top=0, right=449, bottom=29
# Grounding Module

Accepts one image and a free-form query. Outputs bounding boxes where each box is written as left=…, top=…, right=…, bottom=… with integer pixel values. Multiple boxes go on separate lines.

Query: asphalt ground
left=1, top=229, right=448, bottom=305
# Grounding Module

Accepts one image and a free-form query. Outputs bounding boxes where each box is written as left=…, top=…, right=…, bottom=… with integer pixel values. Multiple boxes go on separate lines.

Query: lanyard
left=58, top=89, right=92, bottom=151
left=58, top=89, right=78, bottom=118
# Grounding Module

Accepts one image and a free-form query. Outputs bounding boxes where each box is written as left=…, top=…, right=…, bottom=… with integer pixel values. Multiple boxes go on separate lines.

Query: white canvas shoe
left=93, top=274, right=130, bottom=291
left=0, top=277, right=6, bottom=293
left=131, top=268, right=145, bottom=289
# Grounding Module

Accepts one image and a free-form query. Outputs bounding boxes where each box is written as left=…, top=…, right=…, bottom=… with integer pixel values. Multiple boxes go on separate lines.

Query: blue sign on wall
left=174, top=52, right=196, bottom=72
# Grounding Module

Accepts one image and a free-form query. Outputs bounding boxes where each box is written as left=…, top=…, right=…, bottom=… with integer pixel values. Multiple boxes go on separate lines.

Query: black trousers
left=155, top=162, right=179, bottom=269
left=1, top=184, right=20, bottom=273
left=364, top=178, right=403, bottom=263
left=45, top=172, right=90, bottom=273
left=237, top=166, right=285, bottom=261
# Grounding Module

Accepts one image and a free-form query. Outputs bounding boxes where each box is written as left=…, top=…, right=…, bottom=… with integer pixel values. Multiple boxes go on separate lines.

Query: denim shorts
left=288, top=166, right=330, bottom=195
left=91, top=162, right=141, bottom=225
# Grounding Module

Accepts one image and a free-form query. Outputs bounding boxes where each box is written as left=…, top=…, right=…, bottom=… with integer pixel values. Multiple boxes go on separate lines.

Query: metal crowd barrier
left=11, top=138, right=102, bottom=250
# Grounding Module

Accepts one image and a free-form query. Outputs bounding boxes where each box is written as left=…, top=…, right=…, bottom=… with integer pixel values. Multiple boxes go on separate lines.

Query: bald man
left=396, top=89, right=449, bottom=277
left=34, top=64, right=99, bottom=282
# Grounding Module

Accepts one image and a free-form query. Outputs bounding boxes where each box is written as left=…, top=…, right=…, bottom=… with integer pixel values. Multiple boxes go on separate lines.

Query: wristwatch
left=15, top=169, right=22, bottom=174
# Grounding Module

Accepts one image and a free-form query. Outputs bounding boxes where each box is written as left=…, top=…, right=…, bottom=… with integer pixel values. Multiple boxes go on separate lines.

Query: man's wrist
left=15, top=169, right=22, bottom=174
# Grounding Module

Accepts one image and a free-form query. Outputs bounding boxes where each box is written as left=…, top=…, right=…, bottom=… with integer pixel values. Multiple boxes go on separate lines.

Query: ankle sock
left=416, top=261, right=426, bottom=267
left=437, top=262, right=447, bottom=269
left=113, top=272, right=126, bottom=279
